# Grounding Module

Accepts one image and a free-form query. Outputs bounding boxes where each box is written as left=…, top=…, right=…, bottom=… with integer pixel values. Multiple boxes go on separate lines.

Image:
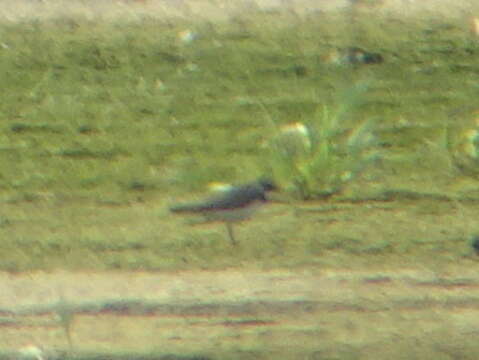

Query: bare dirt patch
left=3, top=267, right=479, bottom=357
left=0, top=0, right=477, bottom=24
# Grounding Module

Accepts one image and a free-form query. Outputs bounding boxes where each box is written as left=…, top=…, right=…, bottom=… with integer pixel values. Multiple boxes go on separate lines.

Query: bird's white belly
left=203, top=202, right=262, bottom=223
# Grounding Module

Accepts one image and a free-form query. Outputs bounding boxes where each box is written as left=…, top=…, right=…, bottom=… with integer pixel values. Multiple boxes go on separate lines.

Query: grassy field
left=1, top=1, right=479, bottom=272
left=2, top=1, right=479, bottom=359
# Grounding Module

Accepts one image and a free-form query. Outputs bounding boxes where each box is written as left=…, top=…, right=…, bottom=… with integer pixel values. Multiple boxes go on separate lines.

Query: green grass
left=1, top=5, right=479, bottom=272
left=0, top=10, right=473, bottom=196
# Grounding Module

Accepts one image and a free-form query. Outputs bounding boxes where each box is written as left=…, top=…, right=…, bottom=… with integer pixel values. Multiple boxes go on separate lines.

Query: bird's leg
left=226, top=223, right=236, bottom=245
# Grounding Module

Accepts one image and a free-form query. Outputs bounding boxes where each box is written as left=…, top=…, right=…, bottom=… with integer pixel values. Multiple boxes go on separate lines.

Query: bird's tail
left=169, top=203, right=205, bottom=213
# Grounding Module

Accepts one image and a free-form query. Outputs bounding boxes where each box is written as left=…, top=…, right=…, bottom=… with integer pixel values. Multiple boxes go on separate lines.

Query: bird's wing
left=170, top=184, right=262, bottom=213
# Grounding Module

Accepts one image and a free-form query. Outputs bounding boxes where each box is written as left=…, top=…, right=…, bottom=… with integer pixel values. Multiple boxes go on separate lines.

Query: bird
left=471, top=235, right=479, bottom=255
left=169, top=179, right=277, bottom=245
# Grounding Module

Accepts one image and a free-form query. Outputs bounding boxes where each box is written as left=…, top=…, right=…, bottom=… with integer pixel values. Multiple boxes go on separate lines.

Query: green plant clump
left=265, top=84, right=378, bottom=199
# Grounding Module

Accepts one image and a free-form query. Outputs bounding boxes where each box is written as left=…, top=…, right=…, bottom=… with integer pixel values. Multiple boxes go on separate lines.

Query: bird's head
left=257, top=178, right=277, bottom=193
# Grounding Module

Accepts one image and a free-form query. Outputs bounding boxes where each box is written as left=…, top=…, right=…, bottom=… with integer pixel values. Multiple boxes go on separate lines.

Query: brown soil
left=3, top=267, right=479, bottom=356
left=0, top=0, right=476, bottom=23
